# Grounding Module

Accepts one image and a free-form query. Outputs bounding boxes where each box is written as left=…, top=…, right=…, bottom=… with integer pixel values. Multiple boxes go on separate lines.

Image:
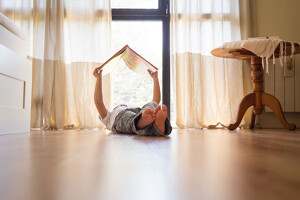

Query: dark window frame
left=112, top=0, right=171, bottom=118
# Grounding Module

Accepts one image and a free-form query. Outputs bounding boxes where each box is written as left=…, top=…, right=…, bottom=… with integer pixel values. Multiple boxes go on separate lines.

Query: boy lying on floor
left=93, top=68, right=172, bottom=136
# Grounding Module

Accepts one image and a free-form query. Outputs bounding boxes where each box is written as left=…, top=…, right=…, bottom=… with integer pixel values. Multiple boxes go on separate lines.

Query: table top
left=211, top=42, right=300, bottom=60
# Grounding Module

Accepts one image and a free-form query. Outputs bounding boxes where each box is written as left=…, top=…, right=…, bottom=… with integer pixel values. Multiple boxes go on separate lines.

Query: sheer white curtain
left=171, top=0, right=247, bottom=128
left=0, top=0, right=111, bottom=129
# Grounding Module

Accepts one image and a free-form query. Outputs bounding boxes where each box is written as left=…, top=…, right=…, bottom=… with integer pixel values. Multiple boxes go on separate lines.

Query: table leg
left=262, top=93, right=296, bottom=130
left=249, top=110, right=256, bottom=129
left=251, top=56, right=264, bottom=115
left=228, top=93, right=255, bottom=131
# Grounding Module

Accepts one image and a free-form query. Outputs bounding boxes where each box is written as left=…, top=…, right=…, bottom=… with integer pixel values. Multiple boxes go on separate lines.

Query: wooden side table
left=211, top=42, right=300, bottom=131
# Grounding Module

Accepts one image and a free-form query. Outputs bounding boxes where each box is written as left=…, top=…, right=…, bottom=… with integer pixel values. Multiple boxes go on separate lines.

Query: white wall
left=254, top=0, right=300, bottom=128
left=256, top=0, right=300, bottom=41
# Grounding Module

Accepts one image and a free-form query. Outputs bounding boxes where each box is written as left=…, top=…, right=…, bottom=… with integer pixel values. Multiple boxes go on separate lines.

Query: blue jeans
left=113, top=102, right=172, bottom=136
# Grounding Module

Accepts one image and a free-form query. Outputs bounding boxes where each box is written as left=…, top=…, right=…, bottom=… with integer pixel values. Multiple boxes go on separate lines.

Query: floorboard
left=0, top=128, right=300, bottom=200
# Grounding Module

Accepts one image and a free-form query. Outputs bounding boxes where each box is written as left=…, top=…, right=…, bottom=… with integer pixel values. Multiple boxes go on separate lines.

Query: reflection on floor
left=0, top=128, right=300, bottom=200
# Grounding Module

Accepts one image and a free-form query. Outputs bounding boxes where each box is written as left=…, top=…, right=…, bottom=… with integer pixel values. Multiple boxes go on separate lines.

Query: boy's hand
left=93, top=67, right=102, bottom=79
left=147, top=69, right=158, bottom=80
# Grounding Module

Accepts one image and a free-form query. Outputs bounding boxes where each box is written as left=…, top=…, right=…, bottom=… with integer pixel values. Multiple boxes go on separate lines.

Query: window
left=112, top=0, right=159, bottom=9
left=111, top=0, right=170, bottom=118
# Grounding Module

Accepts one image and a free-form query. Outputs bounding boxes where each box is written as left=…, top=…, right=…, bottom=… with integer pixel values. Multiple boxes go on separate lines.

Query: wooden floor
left=1, top=128, right=300, bottom=200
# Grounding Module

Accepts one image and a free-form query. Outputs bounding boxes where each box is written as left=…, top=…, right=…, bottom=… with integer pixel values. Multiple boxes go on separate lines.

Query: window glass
left=112, top=0, right=159, bottom=9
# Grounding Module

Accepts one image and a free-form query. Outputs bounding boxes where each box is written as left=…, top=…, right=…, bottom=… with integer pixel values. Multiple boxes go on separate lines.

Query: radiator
left=264, top=55, right=300, bottom=112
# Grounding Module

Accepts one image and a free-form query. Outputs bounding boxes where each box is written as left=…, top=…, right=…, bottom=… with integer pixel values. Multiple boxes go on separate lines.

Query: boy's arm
left=93, top=68, right=108, bottom=119
left=147, top=70, right=161, bottom=104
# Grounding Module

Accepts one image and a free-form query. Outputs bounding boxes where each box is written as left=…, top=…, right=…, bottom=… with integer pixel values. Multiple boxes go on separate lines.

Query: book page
left=100, top=54, right=123, bottom=76
left=98, top=45, right=127, bottom=75
left=99, top=45, right=158, bottom=76
left=122, top=46, right=158, bottom=75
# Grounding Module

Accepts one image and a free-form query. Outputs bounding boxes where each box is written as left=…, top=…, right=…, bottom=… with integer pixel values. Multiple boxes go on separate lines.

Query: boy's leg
left=140, top=101, right=158, bottom=112
left=151, top=104, right=172, bottom=136
left=154, top=105, right=168, bottom=134
left=136, top=108, right=155, bottom=130
left=113, top=106, right=152, bottom=135
left=134, top=102, right=160, bottom=136
left=114, top=102, right=172, bottom=136
left=135, top=101, right=160, bottom=129
left=137, top=102, right=172, bottom=136
left=135, top=101, right=159, bottom=129
left=114, top=109, right=140, bottom=134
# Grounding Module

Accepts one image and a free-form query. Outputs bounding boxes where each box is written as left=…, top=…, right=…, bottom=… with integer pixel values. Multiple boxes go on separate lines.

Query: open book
left=98, top=45, right=158, bottom=75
